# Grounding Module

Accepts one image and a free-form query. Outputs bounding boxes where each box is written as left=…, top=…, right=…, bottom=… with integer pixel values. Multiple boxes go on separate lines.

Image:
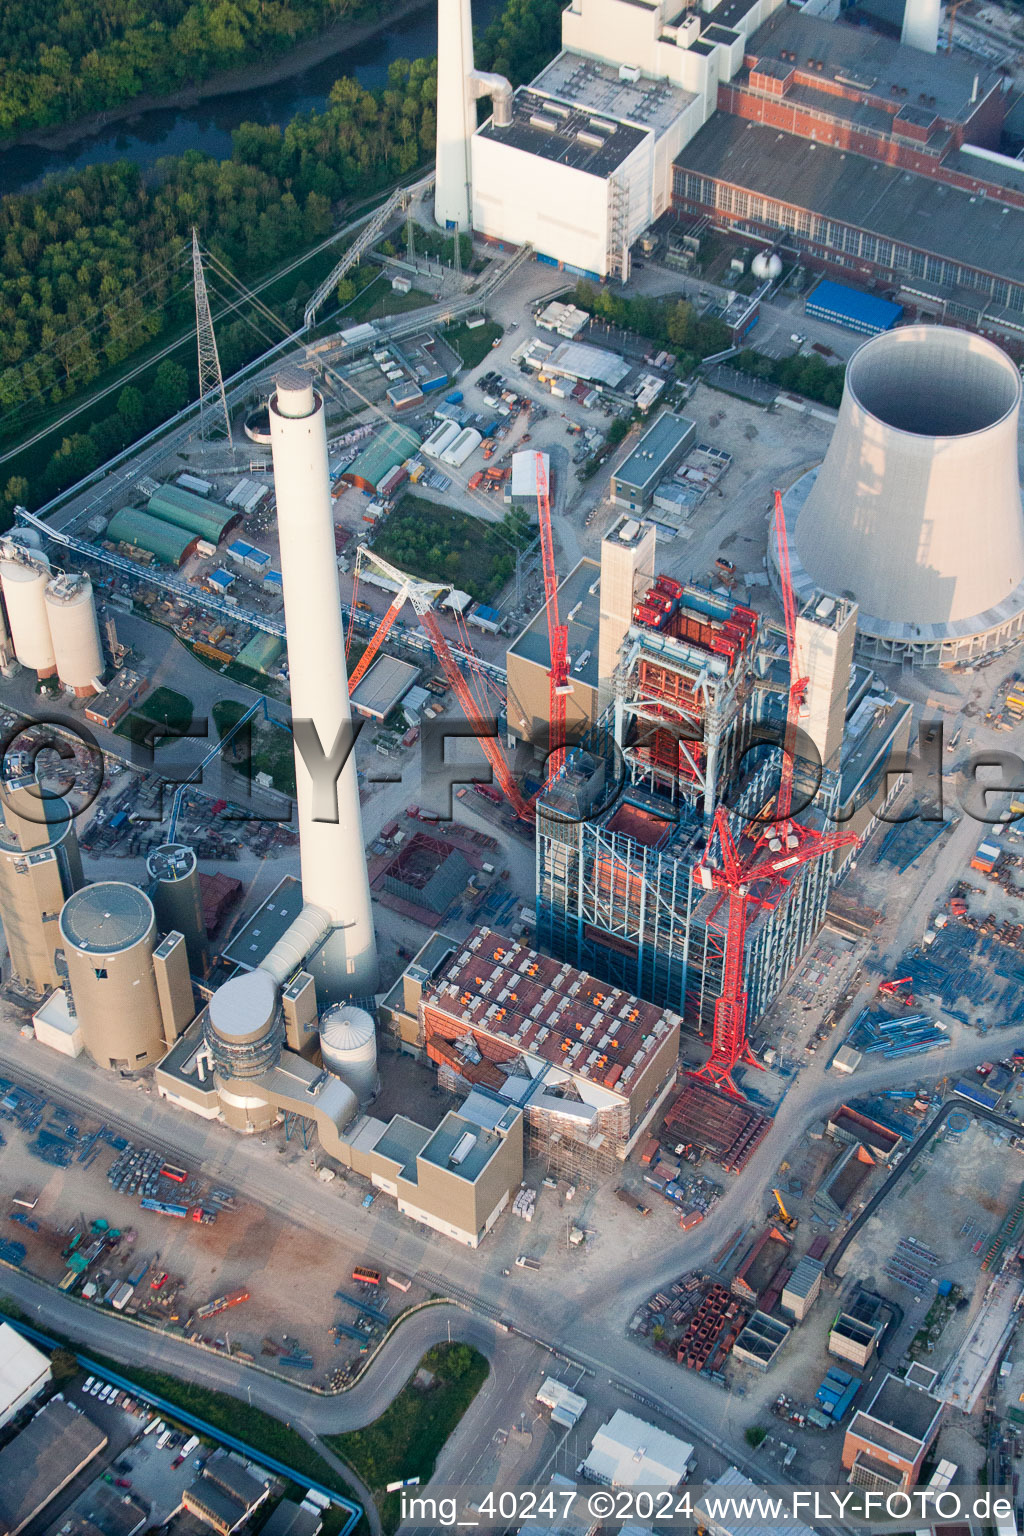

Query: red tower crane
left=535, top=452, right=571, bottom=784
left=692, top=805, right=857, bottom=1097
left=346, top=547, right=533, bottom=821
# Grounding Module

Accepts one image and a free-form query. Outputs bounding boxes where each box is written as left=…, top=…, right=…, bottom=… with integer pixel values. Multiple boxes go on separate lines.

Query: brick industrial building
left=672, top=10, right=1024, bottom=344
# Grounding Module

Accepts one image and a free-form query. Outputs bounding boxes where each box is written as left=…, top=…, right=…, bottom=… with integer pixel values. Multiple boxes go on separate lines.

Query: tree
left=336, top=277, right=356, bottom=306
left=151, top=359, right=189, bottom=417
left=116, top=384, right=145, bottom=438
left=745, top=1426, right=768, bottom=1447
left=50, top=1348, right=79, bottom=1385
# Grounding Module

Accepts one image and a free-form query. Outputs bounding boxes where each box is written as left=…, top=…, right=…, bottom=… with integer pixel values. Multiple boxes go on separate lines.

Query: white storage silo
left=44, top=573, right=104, bottom=695
left=0, top=553, right=55, bottom=678
left=319, top=1004, right=378, bottom=1103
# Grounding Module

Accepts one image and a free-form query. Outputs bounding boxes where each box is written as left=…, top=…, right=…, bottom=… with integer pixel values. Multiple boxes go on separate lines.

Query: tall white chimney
left=268, top=369, right=379, bottom=1001
left=435, top=0, right=477, bottom=230
left=434, top=0, right=513, bottom=231
left=901, top=0, right=940, bottom=54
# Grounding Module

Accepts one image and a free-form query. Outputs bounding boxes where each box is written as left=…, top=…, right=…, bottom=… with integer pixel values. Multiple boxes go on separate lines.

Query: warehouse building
left=341, top=423, right=422, bottom=494
left=0, top=1324, right=51, bottom=1428
left=609, top=413, right=696, bottom=512
left=147, top=485, right=239, bottom=545
left=183, top=1454, right=271, bottom=1536
left=704, top=1468, right=816, bottom=1536
left=0, top=1399, right=107, bottom=1536
left=582, top=1409, right=694, bottom=1488
left=350, top=655, right=421, bottom=721
left=106, top=509, right=197, bottom=567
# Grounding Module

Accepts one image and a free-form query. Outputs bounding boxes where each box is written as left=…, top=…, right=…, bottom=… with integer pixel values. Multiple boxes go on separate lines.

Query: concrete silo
left=58, top=883, right=166, bottom=1070
left=319, top=1004, right=379, bottom=1104
left=780, top=326, right=1024, bottom=666
left=44, top=573, right=103, bottom=696
left=0, top=551, right=55, bottom=679
left=203, top=970, right=282, bottom=1132
left=147, top=843, right=209, bottom=976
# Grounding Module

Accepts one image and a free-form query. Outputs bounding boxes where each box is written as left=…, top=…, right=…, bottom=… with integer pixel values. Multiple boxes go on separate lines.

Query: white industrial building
left=582, top=1409, right=694, bottom=1488
left=0, top=1324, right=52, bottom=1429
left=441, top=0, right=785, bottom=278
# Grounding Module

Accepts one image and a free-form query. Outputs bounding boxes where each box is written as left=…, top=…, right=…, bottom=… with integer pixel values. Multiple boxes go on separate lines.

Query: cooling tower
left=319, top=1004, right=378, bottom=1104
left=44, top=572, right=103, bottom=695
left=0, top=552, right=55, bottom=678
left=783, top=326, right=1024, bottom=666
left=268, top=369, right=378, bottom=1001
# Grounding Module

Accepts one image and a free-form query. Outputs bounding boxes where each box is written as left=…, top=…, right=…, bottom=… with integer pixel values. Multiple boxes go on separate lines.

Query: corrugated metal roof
left=806, top=280, right=902, bottom=333
left=108, top=507, right=196, bottom=565
left=343, top=422, right=422, bottom=489
left=147, top=484, right=237, bottom=543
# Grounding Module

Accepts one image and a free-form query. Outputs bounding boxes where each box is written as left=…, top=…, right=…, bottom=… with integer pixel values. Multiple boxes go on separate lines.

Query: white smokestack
left=268, top=368, right=378, bottom=1000
left=901, top=0, right=940, bottom=54
left=435, top=0, right=513, bottom=231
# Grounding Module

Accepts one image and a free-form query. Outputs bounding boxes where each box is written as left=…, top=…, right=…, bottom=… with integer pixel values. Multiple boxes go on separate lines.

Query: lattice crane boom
left=348, top=586, right=409, bottom=691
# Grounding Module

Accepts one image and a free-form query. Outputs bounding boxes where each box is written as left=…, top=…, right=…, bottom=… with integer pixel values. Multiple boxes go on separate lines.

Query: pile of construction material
left=885, top=1236, right=937, bottom=1292
left=847, top=1009, right=949, bottom=1058
left=512, top=1186, right=536, bottom=1221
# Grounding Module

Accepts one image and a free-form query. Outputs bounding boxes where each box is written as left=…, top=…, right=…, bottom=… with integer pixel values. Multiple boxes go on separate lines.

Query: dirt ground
left=0, top=1103, right=428, bottom=1383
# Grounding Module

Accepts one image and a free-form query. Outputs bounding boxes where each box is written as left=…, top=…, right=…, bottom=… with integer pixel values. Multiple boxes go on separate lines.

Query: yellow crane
left=773, top=1189, right=798, bottom=1230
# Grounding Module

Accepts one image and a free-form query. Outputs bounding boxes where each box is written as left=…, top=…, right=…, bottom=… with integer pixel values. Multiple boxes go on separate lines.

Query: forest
left=727, top=346, right=847, bottom=407
left=0, top=0, right=564, bottom=522
left=0, top=0, right=386, bottom=138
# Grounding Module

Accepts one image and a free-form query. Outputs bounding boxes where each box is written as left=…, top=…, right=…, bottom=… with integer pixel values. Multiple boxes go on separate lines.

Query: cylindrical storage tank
left=44, top=573, right=103, bottom=695
left=204, top=970, right=283, bottom=1081
left=319, top=1004, right=378, bottom=1103
left=0, top=555, right=55, bottom=677
left=146, top=843, right=209, bottom=977
left=58, top=883, right=165, bottom=1070
left=785, top=326, right=1024, bottom=662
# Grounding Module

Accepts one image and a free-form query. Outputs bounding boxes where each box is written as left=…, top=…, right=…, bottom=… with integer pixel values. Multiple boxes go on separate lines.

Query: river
left=0, top=0, right=503, bottom=197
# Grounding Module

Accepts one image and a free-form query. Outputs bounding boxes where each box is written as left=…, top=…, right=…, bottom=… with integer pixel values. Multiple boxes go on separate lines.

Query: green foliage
left=0, top=0, right=389, bottom=137
left=572, top=280, right=731, bottom=361
left=445, top=319, right=503, bottom=370
left=372, top=496, right=524, bottom=602
left=477, top=0, right=563, bottom=86
left=212, top=698, right=296, bottom=796
left=726, top=347, right=846, bottom=407
left=116, top=685, right=194, bottom=747
left=329, top=1344, right=488, bottom=1536
left=745, top=1426, right=768, bottom=1447
left=49, top=1348, right=79, bottom=1384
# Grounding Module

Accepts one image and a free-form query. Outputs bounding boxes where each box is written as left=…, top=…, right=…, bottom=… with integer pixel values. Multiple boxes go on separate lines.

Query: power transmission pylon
left=192, top=228, right=233, bottom=446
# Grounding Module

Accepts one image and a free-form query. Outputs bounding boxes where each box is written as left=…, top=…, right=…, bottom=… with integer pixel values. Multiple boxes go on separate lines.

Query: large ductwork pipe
left=268, top=370, right=379, bottom=999
left=782, top=326, right=1024, bottom=663
left=259, top=903, right=332, bottom=986
left=470, top=70, right=513, bottom=128
left=901, top=0, right=940, bottom=53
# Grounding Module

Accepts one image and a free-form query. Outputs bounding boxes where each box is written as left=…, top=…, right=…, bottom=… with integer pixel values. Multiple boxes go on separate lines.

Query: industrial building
left=582, top=1409, right=694, bottom=1488
left=609, top=413, right=697, bottom=512
left=506, top=558, right=602, bottom=747
left=842, top=1371, right=944, bottom=1492
left=704, top=1468, right=817, bottom=1536
left=0, top=1398, right=107, bottom=1536
left=340, top=422, right=422, bottom=494
left=528, top=514, right=909, bottom=1046
left=384, top=925, right=680, bottom=1174
left=778, top=326, right=1024, bottom=665
left=106, top=508, right=197, bottom=567
left=0, top=1325, right=51, bottom=1429
left=0, top=781, right=83, bottom=998
left=182, top=1454, right=271, bottom=1536
left=453, top=0, right=786, bottom=279
left=830, top=1289, right=887, bottom=1367
left=0, top=540, right=104, bottom=694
